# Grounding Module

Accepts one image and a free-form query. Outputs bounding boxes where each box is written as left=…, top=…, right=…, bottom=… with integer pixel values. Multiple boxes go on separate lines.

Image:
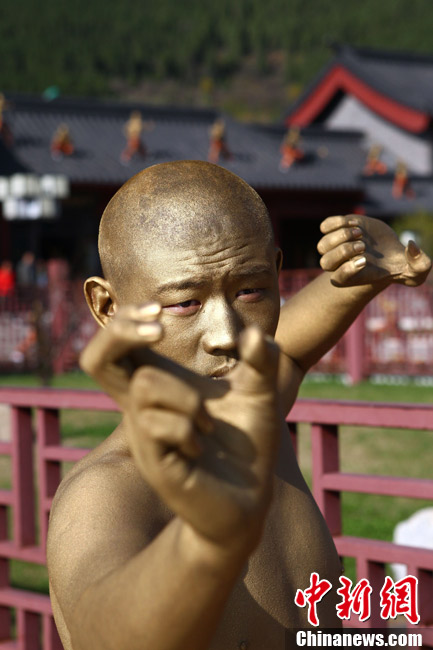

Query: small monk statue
left=363, top=144, right=387, bottom=175
left=208, top=118, right=232, bottom=164
left=392, top=161, right=415, bottom=199
left=121, top=111, right=153, bottom=163
left=279, top=126, right=305, bottom=171
left=51, top=123, right=74, bottom=159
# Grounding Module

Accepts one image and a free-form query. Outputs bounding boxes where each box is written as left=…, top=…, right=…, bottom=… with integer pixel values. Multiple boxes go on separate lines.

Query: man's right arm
left=48, top=319, right=283, bottom=650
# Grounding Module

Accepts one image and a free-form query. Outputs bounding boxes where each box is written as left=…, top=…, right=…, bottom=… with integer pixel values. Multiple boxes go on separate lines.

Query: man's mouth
left=210, top=364, right=236, bottom=379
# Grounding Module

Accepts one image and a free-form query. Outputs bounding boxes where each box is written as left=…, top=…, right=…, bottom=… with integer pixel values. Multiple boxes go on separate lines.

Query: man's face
left=118, top=223, right=281, bottom=378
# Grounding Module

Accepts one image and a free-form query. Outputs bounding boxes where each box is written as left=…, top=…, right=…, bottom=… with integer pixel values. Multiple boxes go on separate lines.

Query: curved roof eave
left=285, top=63, right=430, bottom=134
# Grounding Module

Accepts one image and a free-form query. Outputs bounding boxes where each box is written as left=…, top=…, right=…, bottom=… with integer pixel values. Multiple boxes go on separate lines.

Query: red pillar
left=344, top=310, right=367, bottom=384
left=311, top=423, right=341, bottom=536
left=47, top=259, right=70, bottom=374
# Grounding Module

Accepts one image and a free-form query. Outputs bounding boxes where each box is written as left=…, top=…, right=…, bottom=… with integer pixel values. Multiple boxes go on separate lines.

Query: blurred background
left=1, top=0, right=433, bottom=382
left=0, top=3, right=432, bottom=643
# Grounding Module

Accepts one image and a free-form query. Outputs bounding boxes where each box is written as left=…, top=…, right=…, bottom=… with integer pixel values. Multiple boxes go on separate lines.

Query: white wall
left=326, top=95, right=432, bottom=175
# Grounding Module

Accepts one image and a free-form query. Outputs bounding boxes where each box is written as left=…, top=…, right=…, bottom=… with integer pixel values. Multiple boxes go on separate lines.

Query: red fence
left=288, top=400, right=433, bottom=640
left=280, top=271, right=433, bottom=382
left=0, top=387, right=431, bottom=647
left=0, top=283, right=96, bottom=377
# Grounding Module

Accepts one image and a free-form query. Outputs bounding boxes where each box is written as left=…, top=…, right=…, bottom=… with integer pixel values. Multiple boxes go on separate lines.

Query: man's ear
left=84, top=276, right=117, bottom=328
left=275, top=248, right=283, bottom=275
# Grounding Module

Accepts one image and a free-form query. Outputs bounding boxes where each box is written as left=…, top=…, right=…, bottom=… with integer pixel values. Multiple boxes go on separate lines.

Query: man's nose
left=201, top=301, right=242, bottom=354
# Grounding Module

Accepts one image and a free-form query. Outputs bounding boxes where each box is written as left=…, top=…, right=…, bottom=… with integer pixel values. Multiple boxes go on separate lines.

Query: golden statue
left=363, top=144, right=387, bottom=175
left=208, top=118, right=232, bottom=163
left=47, top=161, right=431, bottom=650
left=392, top=160, right=415, bottom=199
left=279, top=126, right=304, bottom=171
left=51, top=123, right=74, bottom=159
left=121, top=110, right=154, bottom=163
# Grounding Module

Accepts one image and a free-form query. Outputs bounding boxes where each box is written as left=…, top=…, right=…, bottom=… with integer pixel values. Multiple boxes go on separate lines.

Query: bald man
left=47, top=161, right=430, bottom=650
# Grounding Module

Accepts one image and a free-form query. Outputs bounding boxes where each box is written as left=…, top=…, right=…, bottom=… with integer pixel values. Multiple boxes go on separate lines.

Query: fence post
left=36, top=408, right=61, bottom=550
left=311, top=423, right=341, bottom=536
left=344, top=310, right=366, bottom=384
left=17, top=609, right=39, bottom=650
left=47, top=259, right=69, bottom=374
left=355, top=558, right=386, bottom=627
left=11, top=407, right=35, bottom=547
left=42, top=614, right=63, bottom=650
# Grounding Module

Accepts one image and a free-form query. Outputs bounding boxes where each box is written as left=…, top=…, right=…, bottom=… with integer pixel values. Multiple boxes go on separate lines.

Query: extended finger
left=317, top=226, right=363, bottom=255
left=320, top=214, right=360, bottom=235
left=130, top=366, right=213, bottom=434
left=80, top=303, right=162, bottom=376
left=236, top=326, right=280, bottom=389
left=320, top=240, right=366, bottom=271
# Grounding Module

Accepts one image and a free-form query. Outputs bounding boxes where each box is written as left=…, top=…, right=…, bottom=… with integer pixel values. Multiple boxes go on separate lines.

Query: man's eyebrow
left=232, top=264, right=273, bottom=278
left=155, top=265, right=274, bottom=296
left=154, top=279, right=208, bottom=295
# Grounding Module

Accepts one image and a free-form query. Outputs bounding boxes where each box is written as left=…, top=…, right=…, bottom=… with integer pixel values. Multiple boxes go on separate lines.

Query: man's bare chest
left=208, top=457, right=342, bottom=649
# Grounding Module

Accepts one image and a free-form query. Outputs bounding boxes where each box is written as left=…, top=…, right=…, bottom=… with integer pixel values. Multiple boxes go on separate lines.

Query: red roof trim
left=287, top=65, right=429, bottom=133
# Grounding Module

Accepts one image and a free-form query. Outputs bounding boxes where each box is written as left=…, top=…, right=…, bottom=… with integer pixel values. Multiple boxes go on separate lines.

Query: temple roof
left=285, top=45, right=433, bottom=133
left=0, top=93, right=363, bottom=192
left=362, top=175, right=433, bottom=217
left=1, top=91, right=433, bottom=216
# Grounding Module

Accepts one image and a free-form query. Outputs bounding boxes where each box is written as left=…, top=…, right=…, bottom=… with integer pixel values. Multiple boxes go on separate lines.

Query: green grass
left=1, top=370, right=432, bottom=590
left=299, top=375, right=433, bottom=404
left=297, top=375, right=433, bottom=582
left=0, top=371, right=99, bottom=390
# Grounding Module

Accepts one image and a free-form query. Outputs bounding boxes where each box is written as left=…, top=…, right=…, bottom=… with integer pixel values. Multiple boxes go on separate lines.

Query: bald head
left=99, top=160, right=274, bottom=291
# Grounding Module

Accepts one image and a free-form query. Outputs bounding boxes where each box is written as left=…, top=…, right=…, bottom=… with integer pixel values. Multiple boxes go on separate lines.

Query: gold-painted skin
left=47, top=161, right=431, bottom=650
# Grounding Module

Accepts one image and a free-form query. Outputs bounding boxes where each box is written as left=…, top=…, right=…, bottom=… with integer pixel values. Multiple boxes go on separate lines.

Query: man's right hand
left=80, top=310, right=283, bottom=558
left=79, top=302, right=163, bottom=409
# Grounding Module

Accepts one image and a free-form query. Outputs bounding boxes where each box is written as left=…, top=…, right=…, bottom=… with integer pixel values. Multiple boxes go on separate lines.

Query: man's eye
left=237, top=288, right=265, bottom=302
left=163, top=300, right=201, bottom=315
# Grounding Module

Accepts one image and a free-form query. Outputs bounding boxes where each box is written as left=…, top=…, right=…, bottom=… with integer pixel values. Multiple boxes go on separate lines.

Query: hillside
left=1, top=0, right=433, bottom=121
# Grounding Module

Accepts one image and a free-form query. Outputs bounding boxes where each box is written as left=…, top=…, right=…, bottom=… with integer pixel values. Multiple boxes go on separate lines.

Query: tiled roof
left=336, top=45, right=433, bottom=114
left=285, top=45, right=433, bottom=121
left=1, top=94, right=363, bottom=192
left=0, top=137, right=28, bottom=175
left=362, top=175, right=433, bottom=216
left=4, top=92, right=433, bottom=216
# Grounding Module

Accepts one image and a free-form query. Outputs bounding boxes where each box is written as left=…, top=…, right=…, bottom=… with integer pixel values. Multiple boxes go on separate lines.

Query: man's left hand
left=317, top=214, right=432, bottom=287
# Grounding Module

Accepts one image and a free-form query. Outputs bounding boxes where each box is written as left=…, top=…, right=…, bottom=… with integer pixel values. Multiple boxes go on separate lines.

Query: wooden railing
left=0, top=388, right=431, bottom=647
left=289, top=399, right=433, bottom=640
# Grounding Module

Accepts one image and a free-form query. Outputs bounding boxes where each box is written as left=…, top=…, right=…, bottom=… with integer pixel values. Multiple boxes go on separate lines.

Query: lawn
left=0, top=370, right=432, bottom=593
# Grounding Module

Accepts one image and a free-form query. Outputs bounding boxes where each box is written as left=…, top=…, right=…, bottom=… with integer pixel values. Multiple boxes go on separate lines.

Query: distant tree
left=1, top=0, right=433, bottom=98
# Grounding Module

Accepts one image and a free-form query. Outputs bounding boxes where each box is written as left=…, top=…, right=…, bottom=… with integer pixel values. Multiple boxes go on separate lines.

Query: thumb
left=405, top=240, right=432, bottom=278
left=237, top=326, right=280, bottom=391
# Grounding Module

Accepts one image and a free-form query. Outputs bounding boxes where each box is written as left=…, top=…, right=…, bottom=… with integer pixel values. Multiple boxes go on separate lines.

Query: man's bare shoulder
left=50, top=425, right=171, bottom=529
left=47, top=425, right=172, bottom=633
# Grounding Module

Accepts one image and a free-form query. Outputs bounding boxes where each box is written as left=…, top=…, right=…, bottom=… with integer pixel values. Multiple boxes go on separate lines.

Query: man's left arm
left=275, top=215, right=431, bottom=392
